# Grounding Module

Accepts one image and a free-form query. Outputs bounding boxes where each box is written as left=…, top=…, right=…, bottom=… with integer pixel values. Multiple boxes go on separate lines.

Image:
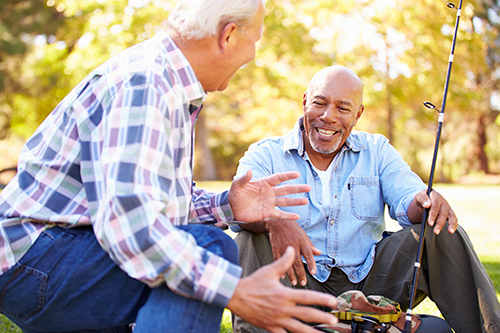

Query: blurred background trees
left=0, top=0, right=499, bottom=183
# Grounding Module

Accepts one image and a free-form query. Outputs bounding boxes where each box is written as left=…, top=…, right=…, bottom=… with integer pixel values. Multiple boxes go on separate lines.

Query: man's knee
left=178, top=224, right=239, bottom=265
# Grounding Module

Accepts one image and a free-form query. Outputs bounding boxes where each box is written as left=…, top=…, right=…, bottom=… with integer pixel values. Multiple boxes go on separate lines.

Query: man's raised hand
left=229, top=170, right=311, bottom=222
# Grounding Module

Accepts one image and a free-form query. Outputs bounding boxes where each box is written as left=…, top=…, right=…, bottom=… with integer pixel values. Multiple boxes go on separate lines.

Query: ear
left=218, top=22, right=238, bottom=54
left=302, top=92, right=307, bottom=110
left=355, top=104, right=365, bottom=123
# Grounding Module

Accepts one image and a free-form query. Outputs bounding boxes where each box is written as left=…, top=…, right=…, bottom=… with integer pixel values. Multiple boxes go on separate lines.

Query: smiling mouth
left=316, top=128, right=339, bottom=138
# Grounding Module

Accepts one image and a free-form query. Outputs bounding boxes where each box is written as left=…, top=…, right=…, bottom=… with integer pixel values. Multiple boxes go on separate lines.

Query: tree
left=0, top=0, right=65, bottom=139
left=0, top=0, right=499, bottom=181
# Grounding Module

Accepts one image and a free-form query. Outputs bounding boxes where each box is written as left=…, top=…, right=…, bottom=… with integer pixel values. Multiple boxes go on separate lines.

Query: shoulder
left=98, top=34, right=175, bottom=93
left=249, top=135, right=286, bottom=150
left=348, top=131, right=390, bottom=151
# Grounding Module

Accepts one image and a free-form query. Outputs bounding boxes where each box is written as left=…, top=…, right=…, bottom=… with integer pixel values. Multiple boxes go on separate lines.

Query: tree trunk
left=476, top=114, right=490, bottom=174
left=194, top=112, right=218, bottom=180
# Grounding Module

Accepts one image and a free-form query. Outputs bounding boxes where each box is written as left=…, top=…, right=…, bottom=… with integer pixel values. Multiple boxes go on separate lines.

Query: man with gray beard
left=231, top=65, right=500, bottom=333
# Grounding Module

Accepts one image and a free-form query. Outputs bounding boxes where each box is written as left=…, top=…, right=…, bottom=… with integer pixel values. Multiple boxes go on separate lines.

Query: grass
left=0, top=183, right=498, bottom=332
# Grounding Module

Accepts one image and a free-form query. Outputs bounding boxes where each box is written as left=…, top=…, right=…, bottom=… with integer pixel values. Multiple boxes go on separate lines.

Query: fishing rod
left=403, top=1, right=463, bottom=332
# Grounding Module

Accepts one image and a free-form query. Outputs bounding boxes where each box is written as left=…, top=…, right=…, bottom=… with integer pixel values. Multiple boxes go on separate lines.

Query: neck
left=167, top=28, right=219, bottom=91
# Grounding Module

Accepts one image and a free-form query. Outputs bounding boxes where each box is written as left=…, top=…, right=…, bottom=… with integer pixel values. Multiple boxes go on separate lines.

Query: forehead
left=308, top=72, right=362, bottom=104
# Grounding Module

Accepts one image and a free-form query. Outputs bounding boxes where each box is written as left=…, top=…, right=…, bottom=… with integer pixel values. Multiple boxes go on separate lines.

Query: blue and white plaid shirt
left=0, top=30, right=241, bottom=307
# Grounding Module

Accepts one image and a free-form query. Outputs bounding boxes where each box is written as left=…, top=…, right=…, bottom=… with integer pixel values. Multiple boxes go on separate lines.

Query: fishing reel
left=351, top=315, right=390, bottom=333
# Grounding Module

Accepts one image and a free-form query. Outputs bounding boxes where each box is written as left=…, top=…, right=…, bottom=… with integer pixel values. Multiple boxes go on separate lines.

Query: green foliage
left=0, top=0, right=499, bottom=180
left=0, top=315, right=21, bottom=333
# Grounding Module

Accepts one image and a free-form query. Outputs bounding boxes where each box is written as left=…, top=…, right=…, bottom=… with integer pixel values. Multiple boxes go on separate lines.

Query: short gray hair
left=167, top=0, right=264, bottom=40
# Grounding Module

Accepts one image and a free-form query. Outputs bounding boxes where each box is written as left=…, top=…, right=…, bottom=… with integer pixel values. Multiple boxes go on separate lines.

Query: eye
left=339, top=107, right=351, bottom=113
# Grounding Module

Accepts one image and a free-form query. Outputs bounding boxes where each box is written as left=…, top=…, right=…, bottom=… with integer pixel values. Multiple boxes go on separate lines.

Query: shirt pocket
left=0, top=263, right=47, bottom=323
left=348, top=176, right=381, bottom=221
left=281, top=192, right=311, bottom=227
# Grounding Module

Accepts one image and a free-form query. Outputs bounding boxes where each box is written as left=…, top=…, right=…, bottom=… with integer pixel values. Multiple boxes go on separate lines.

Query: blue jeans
left=0, top=224, right=238, bottom=333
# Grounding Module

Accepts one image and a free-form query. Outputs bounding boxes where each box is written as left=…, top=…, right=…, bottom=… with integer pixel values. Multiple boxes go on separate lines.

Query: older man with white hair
left=0, top=1, right=339, bottom=332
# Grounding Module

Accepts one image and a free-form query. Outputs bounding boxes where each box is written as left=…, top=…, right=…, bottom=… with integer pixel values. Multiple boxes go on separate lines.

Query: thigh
left=360, top=227, right=424, bottom=310
left=134, top=225, right=236, bottom=333
left=415, top=315, right=452, bottom=333
left=0, top=226, right=150, bottom=332
left=134, top=281, right=224, bottom=333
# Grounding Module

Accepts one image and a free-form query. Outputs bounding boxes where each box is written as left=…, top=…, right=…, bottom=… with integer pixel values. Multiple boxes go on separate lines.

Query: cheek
left=342, top=114, right=356, bottom=127
left=303, top=113, right=310, bottom=126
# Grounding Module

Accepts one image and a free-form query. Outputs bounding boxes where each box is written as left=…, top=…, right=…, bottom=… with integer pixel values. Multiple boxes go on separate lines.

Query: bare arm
left=408, top=189, right=458, bottom=234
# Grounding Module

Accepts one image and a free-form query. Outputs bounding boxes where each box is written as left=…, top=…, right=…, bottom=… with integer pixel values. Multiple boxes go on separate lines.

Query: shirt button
left=330, top=219, right=334, bottom=225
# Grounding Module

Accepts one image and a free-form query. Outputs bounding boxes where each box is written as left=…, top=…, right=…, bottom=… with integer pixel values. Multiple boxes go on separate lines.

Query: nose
left=320, top=105, right=337, bottom=123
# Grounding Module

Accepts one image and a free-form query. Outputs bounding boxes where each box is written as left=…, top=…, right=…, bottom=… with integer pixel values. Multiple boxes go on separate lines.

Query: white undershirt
left=312, top=161, right=335, bottom=205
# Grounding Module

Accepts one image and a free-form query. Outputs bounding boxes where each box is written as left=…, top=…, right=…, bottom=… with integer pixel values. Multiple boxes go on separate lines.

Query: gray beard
left=307, top=127, right=344, bottom=155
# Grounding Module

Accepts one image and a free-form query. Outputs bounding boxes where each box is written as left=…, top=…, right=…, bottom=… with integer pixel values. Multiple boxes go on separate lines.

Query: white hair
left=167, top=0, right=264, bottom=40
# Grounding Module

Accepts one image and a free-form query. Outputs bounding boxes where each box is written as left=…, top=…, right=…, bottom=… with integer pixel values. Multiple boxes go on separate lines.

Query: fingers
left=286, top=288, right=338, bottom=309
left=232, top=169, right=253, bottom=188
left=291, top=243, right=319, bottom=286
left=275, top=196, right=309, bottom=208
left=287, top=248, right=306, bottom=286
left=430, top=200, right=448, bottom=234
left=284, top=307, right=338, bottom=332
left=281, top=316, right=336, bottom=333
left=273, top=246, right=298, bottom=279
left=267, top=327, right=287, bottom=333
left=302, top=244, right=320, bottom=276
left=264, top=171, right=302, bottom=186
left=426, top=190, right=459, bottom=235
left=270, top=244, right=286, bottom=281
left=228, top=246, right=338, bottom=333
left=269, top=209, right=301, bottom=221
left=274, top=184, right=311, bottom=197
left=426, top=192, right=441, bottom=228
left=446, top=208, right=458, bottom=234
left=414, top=189, right=431, bottom=209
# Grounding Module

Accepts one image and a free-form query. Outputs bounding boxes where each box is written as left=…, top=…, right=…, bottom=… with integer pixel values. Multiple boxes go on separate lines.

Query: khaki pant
left=232, top=224, right=500, bottom=333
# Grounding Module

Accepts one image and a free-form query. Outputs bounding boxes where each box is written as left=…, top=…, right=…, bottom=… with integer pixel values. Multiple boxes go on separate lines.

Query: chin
left=216, top=81, right=230, bottom=92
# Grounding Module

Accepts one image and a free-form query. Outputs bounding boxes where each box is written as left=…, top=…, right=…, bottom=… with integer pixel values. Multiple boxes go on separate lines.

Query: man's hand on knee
left=227, top=247, right=337, bottom=333
left=409, top=189, right=458, bottom=235
left=266, top=218, right=320, bottom=286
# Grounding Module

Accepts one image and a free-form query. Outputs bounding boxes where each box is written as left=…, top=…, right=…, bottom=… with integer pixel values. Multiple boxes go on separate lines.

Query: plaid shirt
left=0, top=31, right=241, bottom=307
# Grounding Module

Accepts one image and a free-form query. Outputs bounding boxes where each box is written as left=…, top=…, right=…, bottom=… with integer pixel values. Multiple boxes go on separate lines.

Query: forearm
left=190, top=186, right=234, bottom=223
left=240, top=220, right=268, bottom=233
left=407, top=198, right=424, bottom=223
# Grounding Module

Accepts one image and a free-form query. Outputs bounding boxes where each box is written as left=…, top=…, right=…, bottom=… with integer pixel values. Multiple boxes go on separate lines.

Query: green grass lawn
left=0, top=183, right=498, bottom=332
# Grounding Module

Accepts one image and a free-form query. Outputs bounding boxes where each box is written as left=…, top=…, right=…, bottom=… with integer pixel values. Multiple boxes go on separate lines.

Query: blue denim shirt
left=234, top=117, right=426, bottom=283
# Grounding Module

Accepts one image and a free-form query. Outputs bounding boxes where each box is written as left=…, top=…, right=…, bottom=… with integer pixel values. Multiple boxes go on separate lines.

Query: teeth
left=317, top=128, right=336, bottom=136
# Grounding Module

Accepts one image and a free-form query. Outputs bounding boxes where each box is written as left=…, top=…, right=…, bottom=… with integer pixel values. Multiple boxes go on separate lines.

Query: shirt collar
left=283, top=116, right=367, bottom=157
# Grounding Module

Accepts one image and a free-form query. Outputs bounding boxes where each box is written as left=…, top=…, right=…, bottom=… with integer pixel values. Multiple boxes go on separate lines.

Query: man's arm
left=407, top=189, right=458, bottom=234
left=190, top=170, right=311, bottom=225
left=233, top=141, right=319, bottom=286
left=227, top=247, right=338, bottom=333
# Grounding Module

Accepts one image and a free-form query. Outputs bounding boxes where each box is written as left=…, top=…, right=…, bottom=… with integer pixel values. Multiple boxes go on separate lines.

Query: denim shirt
left=234, top=117, right=426, bottom=283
